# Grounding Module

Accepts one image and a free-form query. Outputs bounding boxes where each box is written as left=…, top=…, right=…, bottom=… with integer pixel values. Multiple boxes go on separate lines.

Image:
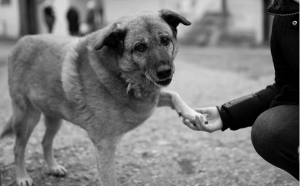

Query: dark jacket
left=218, top=0, right=299, bottom=131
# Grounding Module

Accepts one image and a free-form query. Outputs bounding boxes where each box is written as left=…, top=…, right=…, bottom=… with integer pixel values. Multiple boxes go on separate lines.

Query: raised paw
left=17, top=176, right=34, bottom=186
left=48, top=165, right=67, bottom=177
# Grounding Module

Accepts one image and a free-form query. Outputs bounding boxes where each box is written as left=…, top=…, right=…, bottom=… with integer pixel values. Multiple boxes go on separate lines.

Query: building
left=0, top=0, right=97, bottom=38
left=0, top=0, right=271, bottom=45
left=176, top=0, right=272, bottom=46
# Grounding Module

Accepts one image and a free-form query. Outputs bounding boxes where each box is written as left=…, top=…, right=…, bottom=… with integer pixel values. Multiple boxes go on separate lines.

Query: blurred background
left=0, top=0, right=299, bottom=186
left=0, top=0, right=273, bottom=46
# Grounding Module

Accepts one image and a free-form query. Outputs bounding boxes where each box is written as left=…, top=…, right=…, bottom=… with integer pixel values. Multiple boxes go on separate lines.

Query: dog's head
left=92, top=9, right=191, bottom=87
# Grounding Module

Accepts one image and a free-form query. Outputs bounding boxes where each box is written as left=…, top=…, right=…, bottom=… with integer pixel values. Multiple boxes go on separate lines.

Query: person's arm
left=218, top=83, right=281, bottom=131
left=220, top=14, right=299, bottom=131
left=182, top=84, right=281, bottom=132
left=184, top=15, right=299, bottom=132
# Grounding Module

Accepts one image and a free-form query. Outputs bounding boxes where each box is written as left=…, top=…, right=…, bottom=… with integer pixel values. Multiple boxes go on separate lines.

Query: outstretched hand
left=182, top=107, right=223, bottom=133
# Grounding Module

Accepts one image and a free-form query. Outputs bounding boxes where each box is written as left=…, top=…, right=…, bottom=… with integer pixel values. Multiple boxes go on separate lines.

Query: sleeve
left=218, top=83, right=281, bottom=131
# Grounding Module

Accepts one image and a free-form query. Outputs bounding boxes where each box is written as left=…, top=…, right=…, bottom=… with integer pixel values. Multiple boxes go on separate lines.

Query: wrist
left=216, top=105, right=231, bottom=131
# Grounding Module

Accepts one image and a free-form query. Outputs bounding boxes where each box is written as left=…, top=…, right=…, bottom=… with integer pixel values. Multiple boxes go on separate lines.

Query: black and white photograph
left=0, top=0, right=299, bottom=186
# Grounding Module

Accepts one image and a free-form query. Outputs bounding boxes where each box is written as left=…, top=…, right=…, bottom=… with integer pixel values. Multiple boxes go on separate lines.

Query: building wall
left=174, top=0, right=264, bottom=44
left=0, top=0, right=20, bottom=38
left=0, top=0, right=264, bottom=44
left=37, top=0, right=96, bottom=36
left=172, top=0, right=222, bottom=39
left=69, top=0, right=87, bottom=23
left=105, top=0, right=189, bottom=37
left=105, top=0, right=161, bottom=23
left=37, top=0, right=69, bottom=35
left=227, top=0, right=263, bottom=44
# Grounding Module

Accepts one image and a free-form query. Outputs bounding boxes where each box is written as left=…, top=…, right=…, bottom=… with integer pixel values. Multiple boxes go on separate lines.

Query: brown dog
left=1, top=9, right=200, bottom=186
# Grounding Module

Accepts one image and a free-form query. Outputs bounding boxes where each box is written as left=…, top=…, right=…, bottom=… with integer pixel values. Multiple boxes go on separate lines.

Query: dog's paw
left=48, top=165, right=67, bottom=177
left=17, top=176, right=34, bottom=186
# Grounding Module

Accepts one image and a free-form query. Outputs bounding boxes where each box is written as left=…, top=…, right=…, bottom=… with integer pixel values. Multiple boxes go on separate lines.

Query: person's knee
left=251, top=106, right=299, bottom=179
left=251, top=112, right=277, bottom=162
left=252, top=106, right=298, bottom=154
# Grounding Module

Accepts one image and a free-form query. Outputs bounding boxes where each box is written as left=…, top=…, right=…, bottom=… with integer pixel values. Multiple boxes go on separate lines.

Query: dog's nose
left=157, top=65, right=172, bottom=79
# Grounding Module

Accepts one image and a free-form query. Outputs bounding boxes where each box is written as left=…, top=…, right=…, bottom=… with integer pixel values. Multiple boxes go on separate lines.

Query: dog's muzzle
left=156, top=78, right=172, bottom=86
left=157, top=65, right=172, bottom=79
left=155, top=65, right=173, bottom=86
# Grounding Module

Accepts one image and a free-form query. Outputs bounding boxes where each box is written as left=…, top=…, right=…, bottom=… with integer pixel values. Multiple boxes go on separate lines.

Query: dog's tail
left=0, top=117, right=14, bottom=139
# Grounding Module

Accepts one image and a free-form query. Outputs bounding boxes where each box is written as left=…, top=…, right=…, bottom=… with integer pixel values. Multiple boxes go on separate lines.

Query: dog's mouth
left=155, top=78, right=172, bottom=86
left=145, top=72, right=173, bottom=87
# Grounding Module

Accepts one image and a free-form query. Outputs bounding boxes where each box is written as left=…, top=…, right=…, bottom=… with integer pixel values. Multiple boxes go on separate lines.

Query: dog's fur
left=1, top=10, right=198, bottom=186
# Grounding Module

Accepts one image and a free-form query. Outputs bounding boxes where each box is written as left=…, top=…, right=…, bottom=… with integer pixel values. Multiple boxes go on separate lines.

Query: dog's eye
left=161, top=37, right=170, bottom=46
left=134, top=43, right=147, bottom=53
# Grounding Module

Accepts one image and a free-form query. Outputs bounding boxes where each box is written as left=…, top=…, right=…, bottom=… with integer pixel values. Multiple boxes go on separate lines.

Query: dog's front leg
left=92, top=137, right=121, bottom=186
left=157, top=90, right=203, bottom=122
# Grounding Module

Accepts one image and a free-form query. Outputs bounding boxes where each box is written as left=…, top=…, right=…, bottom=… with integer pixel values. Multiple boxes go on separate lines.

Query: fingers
left=182, top=110, right=220, bottom=133
left=194, top=107, right=210, bottom=114
left=197, top=115, right=215, bottom=133
left=194, top=115, right=204, bottom=130
left=182, top=119, right=201, bottom=131
left=182, top=114, right=207, bottom=131
left=194, top=115, right=216, bottom=133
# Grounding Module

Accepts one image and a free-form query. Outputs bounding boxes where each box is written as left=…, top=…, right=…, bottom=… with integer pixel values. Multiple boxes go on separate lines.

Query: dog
left=0, top=9, right=201, bottom=186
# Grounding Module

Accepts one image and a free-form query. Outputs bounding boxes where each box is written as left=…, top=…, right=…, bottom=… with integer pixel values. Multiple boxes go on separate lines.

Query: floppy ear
left=160, top=9, right=191, bottom=37
left=94, top=24, right=127, bottom=51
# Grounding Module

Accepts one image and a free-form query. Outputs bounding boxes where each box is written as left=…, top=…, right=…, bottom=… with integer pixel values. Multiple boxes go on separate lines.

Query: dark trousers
left=251, top=105, right=299, bottom=180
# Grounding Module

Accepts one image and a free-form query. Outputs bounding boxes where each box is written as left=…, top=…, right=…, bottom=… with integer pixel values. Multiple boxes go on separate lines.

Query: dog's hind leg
left=12, top=102, right=41, bottom=186
left=42, top=115, right=67, bottom=176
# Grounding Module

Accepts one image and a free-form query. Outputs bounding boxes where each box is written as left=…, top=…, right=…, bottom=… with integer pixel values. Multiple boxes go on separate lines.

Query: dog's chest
left=120, top=95, right=159, bottom=129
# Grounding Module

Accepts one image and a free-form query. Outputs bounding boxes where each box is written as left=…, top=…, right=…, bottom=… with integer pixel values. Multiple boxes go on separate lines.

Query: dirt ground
left=0, top=41, right=298, bottom=186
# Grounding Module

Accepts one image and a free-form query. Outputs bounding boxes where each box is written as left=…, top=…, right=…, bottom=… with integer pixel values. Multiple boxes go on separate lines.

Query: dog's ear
left=94, top=24, right=127, bottom=51
left=160, top=9, right=191, bottom=37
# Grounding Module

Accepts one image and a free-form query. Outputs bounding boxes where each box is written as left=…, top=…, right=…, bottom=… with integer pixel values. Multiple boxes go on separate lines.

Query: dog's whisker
left=126, top=83, right=132, bottom=94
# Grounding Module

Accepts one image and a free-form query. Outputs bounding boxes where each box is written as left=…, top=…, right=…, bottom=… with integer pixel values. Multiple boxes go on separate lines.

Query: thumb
left=194, top=107, right=211, bottom=114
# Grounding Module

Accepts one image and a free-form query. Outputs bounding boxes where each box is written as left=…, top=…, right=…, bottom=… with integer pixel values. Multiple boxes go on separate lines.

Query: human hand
left=179, top=107, right=207, bottom=126
left=182, top=107, right=223, bottom=133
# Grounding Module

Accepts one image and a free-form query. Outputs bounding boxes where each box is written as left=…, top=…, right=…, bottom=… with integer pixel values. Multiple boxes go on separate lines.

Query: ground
left=0, top=40, right=298, bottom=186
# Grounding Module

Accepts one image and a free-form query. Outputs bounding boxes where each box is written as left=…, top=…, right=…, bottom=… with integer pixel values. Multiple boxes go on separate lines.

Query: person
left=182, top=0, right=299, bottom=180
left=85, top=0, right=106, bottom=33
left=43, top=5, right=55, bottom=33
left=86, top=0, right=96, bottom=33
left=94, top=0, right=105, bottom=28
left=67, top=6, right=80, bottom=36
